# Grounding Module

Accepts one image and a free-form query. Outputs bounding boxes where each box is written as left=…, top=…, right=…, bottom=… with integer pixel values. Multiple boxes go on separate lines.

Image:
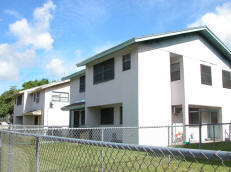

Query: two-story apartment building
left=14, top=80, right=70, bottom=126
left=62, top=26, right=231, bottom=146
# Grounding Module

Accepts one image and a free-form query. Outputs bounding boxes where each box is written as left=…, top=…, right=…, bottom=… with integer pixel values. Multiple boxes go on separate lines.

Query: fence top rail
left=1, top=129, right=231, bottom=162
left=11, top=122, right=231, bottom=131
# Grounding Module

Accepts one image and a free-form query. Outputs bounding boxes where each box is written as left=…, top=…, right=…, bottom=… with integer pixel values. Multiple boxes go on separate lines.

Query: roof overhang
left=61, top=101, right=85, bottom=111
left=62, top=69, right=85, bottom=81
left=76, top=26, right=231, bottom=67
left=24, top=110, right=42, bottom=116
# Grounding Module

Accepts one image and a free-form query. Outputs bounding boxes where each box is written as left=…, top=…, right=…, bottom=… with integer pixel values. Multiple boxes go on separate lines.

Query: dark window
left=189, top=108, right=199, bottom=124
left=93, top=58, right=114, bottom=84
left=79, top=76, right=85, bottom=92
left=17, top=95, right=22, bottom=106
left=100, top=108, right=114, bottom=125
left=34, top=116, right=39, bottom=125
left=120, top=106, right=123, bottom=125
left=52, top=92, right=69, bottom=102
left=36, top=92, right=40, bottom=103
left=81, top=111, right=85, bottom=125
left=171, top=63, right=180, bottom=81
left=201, top=64, right=212, bottom=85
left=222, top=70, right=231, bottom=89
left=14, top=98, right=16, bottom=105
left=73, top=111, right=80, bottom=128
left=122, top=54, right=131, bottom=71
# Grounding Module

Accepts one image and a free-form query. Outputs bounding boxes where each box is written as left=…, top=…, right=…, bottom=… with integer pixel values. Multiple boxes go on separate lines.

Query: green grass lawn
left=173, top=141, right=231, bottom=152
left=1, top=134, right=231, bottom=172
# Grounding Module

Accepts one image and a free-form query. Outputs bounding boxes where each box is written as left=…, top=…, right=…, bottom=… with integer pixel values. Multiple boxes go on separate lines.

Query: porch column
left=182, top=103, right=189, bottom=142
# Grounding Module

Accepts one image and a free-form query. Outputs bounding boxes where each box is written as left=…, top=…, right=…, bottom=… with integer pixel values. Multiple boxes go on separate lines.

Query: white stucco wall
left=43, top=83, right=70, bottom=126
left=137, top=46, right=172, bottom=146
left=85, top=45, right=139, bottom=128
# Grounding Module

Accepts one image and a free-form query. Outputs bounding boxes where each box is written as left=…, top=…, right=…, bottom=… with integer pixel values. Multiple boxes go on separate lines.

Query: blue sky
left=0, top=0, right=231, bottom=94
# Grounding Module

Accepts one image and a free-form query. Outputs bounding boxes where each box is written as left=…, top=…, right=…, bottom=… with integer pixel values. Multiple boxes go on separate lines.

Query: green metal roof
left=77, top=26, right=231, bottom=67
left=61, top=102, right=85, bottom=111
left=62, top=69, right=85, bottom=81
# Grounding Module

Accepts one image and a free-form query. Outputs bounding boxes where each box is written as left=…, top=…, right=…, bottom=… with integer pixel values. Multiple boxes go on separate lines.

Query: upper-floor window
left=171, top=63, right=180, bottom=81
left=17, top=95, right=22, bottom=106
left=52, top=92, right=69, bottom=102
left=122, top=54, right=131, bottom=71
left=93, top=58, right=114, bottom=84
left=222, top=70, right=231, bottom=89
left=79, top=76, right=85, bottom=92
left=33, top=92, right=40, bottom=103
left=201, top=64, right=212, bottom=85
left=100, top=108, right=114, bottom=125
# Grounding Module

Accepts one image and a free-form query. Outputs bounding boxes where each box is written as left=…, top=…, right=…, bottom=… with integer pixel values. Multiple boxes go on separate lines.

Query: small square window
left=171, top=63, right=180, bottom=81
left=122, top=54, right=131, bottom=71
left=222, top=70, right=231, bottom=89
left=201, top=64, right=212, bottom=85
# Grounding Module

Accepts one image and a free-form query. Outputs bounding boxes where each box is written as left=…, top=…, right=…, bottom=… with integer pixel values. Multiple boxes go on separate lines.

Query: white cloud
left=0, top=1, right=55, bottom=81
left=189, top=3, right=231, bottom=48
left=0, top=62, right=18, bottom=81
left=93, top=42, right=115, bottom=54
left=46, top=58, right=67, bottom=77
left=4, top=9, right=22, bottom=19
left=9, top=0, right=55, bottom=50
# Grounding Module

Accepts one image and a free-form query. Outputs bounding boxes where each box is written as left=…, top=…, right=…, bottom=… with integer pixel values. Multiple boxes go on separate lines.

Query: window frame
left=100, top=108, right=114, bottom=125
left=122, top=54, right=131, bottom=71
left=17, top=95, right=22, bottom=106
left=200, top=64, right=212, bottom=86
left=189, top=108, right=200, bottom=125
left=222, top=70, right=231, bottom=89
left=52, top=91, right=69, bottom=102
left=93, top=58, right=114, bottom=84
left=79, top=75, right=86, bottom=92
left=171, top=62, right=180, bottom=81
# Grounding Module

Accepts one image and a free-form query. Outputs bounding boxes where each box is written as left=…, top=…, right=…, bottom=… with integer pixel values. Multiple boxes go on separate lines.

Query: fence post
left=35, top=137, right=40, bottom=172
left=167, top=125, right=170, bottom=146
left=199, top=111, right=202, bottom=149
left=213, top=124, right=215, bottom=150
left=8, top=133, right=13, bottom=172
left=101, top=128, right=104, bottom=172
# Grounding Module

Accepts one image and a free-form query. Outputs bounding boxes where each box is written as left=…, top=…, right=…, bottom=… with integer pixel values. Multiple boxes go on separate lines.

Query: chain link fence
left=12, top=123, right=231, bottom=148
left=1, top=129, right=231, bottom=172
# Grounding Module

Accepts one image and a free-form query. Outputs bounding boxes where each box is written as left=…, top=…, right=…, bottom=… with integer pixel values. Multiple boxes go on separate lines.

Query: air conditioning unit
left=173, top=107, right=182, bottom=115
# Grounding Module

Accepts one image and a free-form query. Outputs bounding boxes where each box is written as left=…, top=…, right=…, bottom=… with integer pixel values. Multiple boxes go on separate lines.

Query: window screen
left=100, top=108, right=114, bottom=125
left=52, top=92, right=69, bottom=102
left=17, top=95, right=22, bottom=106
left=201, top=64, right=212, bottom=85
left=93, top=58, right=114, bottom=84
left=189, top=108, right=199, bottom=124
left=79, top=76, right=85, bottom=92
left=222, top=70, right=231, bottom=89
left=122, top=54, right=131, bottom=71
left=171, top=63, right=180, bottom=81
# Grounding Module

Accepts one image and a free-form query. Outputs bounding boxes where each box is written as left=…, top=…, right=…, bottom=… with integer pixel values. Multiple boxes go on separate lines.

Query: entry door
left=34, top=116, right=39, bottom=125
left=73, top=111, right=80, bottom=128
left=209, top=111, right=220, bottom=138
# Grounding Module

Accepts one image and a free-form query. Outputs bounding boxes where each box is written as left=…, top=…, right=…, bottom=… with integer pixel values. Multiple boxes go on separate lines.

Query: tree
left=22, top=78, right=49, bottom=90
left=0, top=86, right=18, bottom=118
